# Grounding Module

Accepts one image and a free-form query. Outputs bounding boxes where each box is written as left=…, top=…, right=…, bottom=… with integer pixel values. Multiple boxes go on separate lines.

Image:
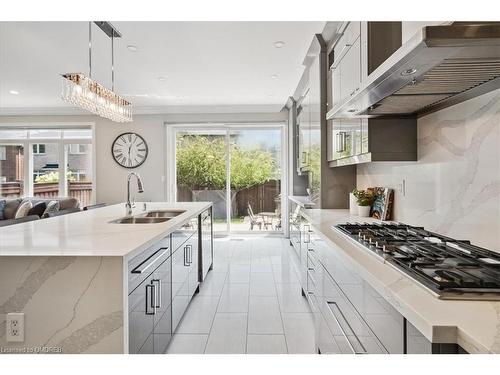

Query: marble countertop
left=289, top=195, right=316, bottom=208
left=0, top=202, right=211, bottom=258
left=301, top=208, right=500, bottom=354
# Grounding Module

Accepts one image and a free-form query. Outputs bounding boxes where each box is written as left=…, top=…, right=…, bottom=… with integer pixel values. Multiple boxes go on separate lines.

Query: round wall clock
left=111, top=132, right=148, bottom=168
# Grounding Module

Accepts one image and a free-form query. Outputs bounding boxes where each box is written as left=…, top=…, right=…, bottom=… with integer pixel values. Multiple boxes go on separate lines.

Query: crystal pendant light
left=61, top=22, right=132, bottom=123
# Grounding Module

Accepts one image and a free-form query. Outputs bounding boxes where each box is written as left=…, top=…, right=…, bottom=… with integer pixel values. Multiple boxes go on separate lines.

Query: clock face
left=112, top=132, right=148, bottom=168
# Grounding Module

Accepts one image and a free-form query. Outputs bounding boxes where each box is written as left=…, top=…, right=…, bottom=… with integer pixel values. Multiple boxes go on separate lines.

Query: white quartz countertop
left=301, top=208, right=500, bottom=354
left=0, top=202, right=211, bottom=258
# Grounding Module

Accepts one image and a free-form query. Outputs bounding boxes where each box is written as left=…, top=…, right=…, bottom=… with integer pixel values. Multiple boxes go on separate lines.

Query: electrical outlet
left=398, top=179, right=406, bottom=197
left=6, top=312, right=24, bottom=342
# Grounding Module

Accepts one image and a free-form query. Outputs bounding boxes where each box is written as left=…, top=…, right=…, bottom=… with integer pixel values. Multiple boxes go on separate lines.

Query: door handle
left=326, top=301, right=366, bottom=354
left=132, top=248, right=169, bottom=274
left=151, top=279, right=161, bottom=308
left=187, top=244, right=193, bottom=264
left=183, top=246, right=189, bottom=266
left=145, top=284, right=156, bottom=315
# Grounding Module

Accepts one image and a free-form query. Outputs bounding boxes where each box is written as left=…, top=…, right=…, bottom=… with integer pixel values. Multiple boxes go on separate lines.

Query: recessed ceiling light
left=158, top=77, right=167, bottom=82
left=274, top=41, right=285, bottom=48
left=271, top=74, right=278, bottom=79
left=127, top=45, right=138, bottom=52
left=9, top=90, right=19, bottom=95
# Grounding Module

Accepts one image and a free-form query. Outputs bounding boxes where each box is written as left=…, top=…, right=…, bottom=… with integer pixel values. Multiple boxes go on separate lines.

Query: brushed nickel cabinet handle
left=326, top=301, right=366, bottom=354
left=151, top=279, right=161, bottom=308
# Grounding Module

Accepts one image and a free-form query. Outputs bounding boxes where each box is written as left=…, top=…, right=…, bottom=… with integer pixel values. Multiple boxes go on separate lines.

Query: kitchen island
left=0, top=202, right=212, bottom=354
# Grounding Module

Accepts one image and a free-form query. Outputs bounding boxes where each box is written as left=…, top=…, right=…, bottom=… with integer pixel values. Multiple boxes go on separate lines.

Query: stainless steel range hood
left=326, top=23, right=500, bottom=119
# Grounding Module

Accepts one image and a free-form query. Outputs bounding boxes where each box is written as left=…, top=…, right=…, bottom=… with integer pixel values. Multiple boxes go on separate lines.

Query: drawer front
left=319, top=271, right=387, bottom=354
left=128, top=236, right=170, bottom=294
left=172, top=217, right=197, bottom=253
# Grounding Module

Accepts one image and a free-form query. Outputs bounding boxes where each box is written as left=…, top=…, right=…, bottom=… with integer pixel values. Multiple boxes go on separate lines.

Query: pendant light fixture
left=61, top=22, right=132, bottom=123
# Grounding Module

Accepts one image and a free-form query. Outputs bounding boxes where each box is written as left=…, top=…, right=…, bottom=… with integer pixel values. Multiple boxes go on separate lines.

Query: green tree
left=176, top=135, right=277, bottom=190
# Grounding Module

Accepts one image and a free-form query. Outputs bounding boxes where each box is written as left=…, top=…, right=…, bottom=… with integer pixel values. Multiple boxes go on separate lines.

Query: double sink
left=111, top=209, right=186, bottom=224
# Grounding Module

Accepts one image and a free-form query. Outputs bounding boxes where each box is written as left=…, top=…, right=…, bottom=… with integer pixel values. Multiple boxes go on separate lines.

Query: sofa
left=0, top=197, right=80, bottom=227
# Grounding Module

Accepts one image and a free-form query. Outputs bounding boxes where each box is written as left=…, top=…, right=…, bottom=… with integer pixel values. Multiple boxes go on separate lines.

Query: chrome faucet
left=126, top=172, right=144, bottom=216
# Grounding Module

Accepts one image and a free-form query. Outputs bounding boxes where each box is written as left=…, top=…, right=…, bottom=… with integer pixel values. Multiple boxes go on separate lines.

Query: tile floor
left=166, top=236, right=316, bottom=354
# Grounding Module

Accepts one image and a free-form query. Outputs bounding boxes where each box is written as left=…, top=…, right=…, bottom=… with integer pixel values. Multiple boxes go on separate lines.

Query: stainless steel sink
left=111, top=217, right=171, bottom=224
left=142, top=210, right=186, bottom=218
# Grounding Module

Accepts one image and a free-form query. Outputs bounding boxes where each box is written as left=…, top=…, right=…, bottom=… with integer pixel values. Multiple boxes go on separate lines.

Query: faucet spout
left=126, top=172, right=144, bottom=215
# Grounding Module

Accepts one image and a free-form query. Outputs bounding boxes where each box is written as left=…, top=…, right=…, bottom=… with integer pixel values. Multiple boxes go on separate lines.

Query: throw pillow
left=0, top=199, right=6, bottom=220
left=28, top=202, right=47, bottom=218
left=43, top=200, right=60, bottom=217
left=14, top=200, right=33, bottom=219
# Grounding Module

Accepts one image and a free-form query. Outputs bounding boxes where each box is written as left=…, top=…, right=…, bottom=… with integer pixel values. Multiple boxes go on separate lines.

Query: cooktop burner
left=335, top=222, right=500, bottom=300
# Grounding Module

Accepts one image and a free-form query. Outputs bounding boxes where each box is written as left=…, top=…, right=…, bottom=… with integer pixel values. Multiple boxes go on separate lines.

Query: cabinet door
left=332, top=65, right=341, bottom=108
left=340, top=36, right=361, bottom=102
left=129, top=273, right=156, bottom=354
left=299, top=91, right=311, bottom=171
left=152, top=257, right=173, bottom=354
left=171, top=244, right=190, bottom=332
left=341, top=119, right=362, bottom=158
left=330, top=120, right=343, bottom=160
left=299, top=215, right=312, bottom=287
left=289, top=201, right=301, bottom=257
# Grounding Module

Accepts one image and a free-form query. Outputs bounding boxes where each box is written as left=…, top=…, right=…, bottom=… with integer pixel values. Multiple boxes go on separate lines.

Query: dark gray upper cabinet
left=327, top=21, right=417, bottom=168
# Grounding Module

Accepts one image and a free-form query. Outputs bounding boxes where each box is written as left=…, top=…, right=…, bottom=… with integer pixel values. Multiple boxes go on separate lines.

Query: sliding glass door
left=172, top=124, right=284, bottom=235
left=175, top=130, right=229, bottom=233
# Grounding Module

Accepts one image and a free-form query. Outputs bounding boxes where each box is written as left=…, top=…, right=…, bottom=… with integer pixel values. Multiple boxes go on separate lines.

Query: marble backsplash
left=357, top=89, right=500, bottom=252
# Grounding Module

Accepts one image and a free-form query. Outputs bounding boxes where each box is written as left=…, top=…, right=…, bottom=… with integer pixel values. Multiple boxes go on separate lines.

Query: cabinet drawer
left=319, top=272, right=387, bottom=354
left=172, top=218, right=197, bottom=252
left=128, top=236, right=170, bottom=294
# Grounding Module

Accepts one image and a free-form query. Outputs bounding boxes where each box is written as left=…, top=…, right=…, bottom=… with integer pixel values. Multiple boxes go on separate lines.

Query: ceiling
left=0, top=21, right=325, bottom=114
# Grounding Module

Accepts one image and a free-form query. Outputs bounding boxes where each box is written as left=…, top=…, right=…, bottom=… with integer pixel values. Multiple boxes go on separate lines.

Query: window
left=0, top=145, right=25, bottom=198
left=0, top=127, right=93, bottom=206
left=69, top=144, right=87, bottom=154
left=32, top=144, right=46, bottom=155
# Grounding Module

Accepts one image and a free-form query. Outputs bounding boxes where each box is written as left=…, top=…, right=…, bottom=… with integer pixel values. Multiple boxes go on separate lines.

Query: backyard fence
left=177, top=179, right=281, bottom=218
left=0, top=181, right=93, bottom=208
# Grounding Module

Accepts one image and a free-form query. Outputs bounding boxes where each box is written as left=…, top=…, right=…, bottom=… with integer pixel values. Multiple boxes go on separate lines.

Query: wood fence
left=177, top=179, right=281, bottom=217
left=0, top=181, right=93, bottom=208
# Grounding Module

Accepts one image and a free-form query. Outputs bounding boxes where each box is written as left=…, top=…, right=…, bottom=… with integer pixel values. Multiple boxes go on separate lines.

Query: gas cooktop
left=335, top=222, right=500, bottom=300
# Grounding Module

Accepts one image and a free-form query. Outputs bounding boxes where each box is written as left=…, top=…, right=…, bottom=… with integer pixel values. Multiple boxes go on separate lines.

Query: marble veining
left=0, top=256, right=124, bottom=354
left=0, top=257, right=76, bottom=337
left=357, top=89, right=500, bottom=252
left=42, top=257, right=103, bottom=347
left=54, top=311, right=123, bottom=354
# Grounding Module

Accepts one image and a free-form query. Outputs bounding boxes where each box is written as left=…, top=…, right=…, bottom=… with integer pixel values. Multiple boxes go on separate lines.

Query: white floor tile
left=198, top=272, right=227, bottom=296
left=176, top=295, right=220, bottom=334
left=217, top=283, right=249, bottom=312
left=248, top=296, right=284, bottom=334
left=226, top=264, right=251, bottom=283
left=246, top=335, right=288, bottom=354
left=205, top=313, right=248, bottom=354
left=249, top=273, right=277, bottom=296
left=276, top=283, right=312, bottom=313
left=250, top=257, right=273, bottom=273
left=166, top=334, right=208, bottom=354
left=282, top=313, right=317, bottom=354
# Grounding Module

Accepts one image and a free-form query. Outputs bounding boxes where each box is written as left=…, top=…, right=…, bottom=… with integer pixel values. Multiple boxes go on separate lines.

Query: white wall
left=357, top=90, right=500, bottom=252
left=0, top=112, right=287, bottom=205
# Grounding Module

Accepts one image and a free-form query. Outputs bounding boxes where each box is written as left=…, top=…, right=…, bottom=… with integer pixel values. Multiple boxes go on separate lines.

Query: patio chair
left=247, top=202, right=263, bottom=230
